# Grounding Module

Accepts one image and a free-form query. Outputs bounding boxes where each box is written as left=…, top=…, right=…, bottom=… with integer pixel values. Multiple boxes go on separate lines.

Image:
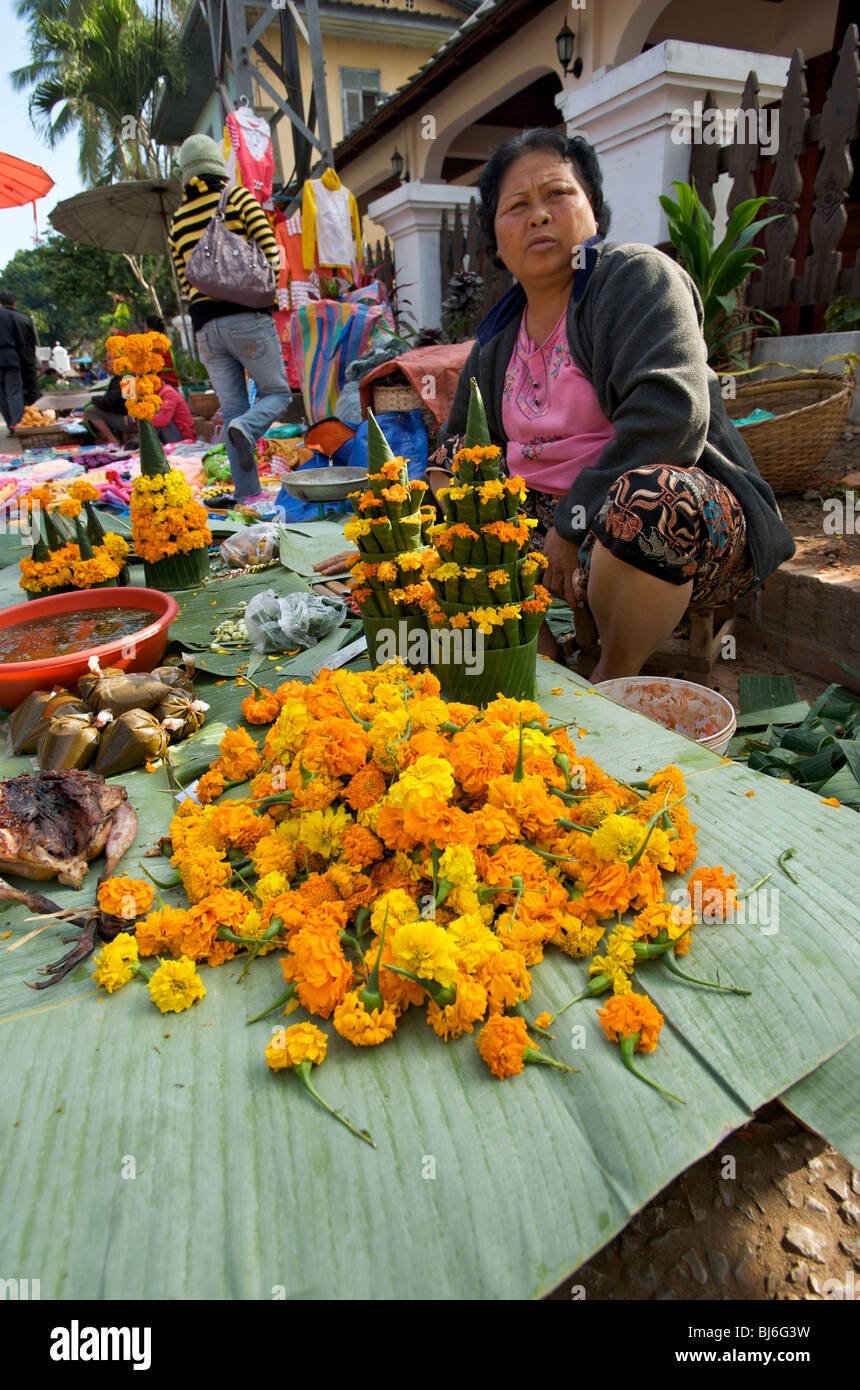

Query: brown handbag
left=184, top=183, right=275, bottom=309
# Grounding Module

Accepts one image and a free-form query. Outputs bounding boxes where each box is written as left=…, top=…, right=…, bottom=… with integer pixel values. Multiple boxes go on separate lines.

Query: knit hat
left=179, top=134, right=228, bottom=182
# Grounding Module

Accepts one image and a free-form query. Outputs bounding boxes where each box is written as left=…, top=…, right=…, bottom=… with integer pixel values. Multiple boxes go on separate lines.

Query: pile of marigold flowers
left=130, top=470, right=212, bottom=565
left=90, top=661, right=749, bottom=1139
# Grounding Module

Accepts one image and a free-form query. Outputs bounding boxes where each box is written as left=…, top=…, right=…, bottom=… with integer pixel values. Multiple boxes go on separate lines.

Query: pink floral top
left=502, top=304, right=616, bottom=496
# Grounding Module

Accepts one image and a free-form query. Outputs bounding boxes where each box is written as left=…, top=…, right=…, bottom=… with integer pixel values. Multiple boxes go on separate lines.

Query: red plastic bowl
left=0, top=586, right=179, bottom=709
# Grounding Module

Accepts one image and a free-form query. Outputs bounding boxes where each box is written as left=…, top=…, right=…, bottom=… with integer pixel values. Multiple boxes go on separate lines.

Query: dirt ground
left=777, top=428, right=860, bottom=582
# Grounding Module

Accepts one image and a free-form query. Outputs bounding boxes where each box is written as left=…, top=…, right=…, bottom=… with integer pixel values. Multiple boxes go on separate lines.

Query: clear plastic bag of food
left=244, top=589, right=347, bottom=654
left=219, top=523, right=280, bottom=569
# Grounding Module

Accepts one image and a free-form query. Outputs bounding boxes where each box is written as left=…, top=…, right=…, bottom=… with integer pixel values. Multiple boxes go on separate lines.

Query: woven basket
left=13, top=425, right=76, bottom=449
left=373, top=383, right=422, bottom=413
left=186, top=391, right=219, bottom=420
left=725, top=372, right=855, bottom=494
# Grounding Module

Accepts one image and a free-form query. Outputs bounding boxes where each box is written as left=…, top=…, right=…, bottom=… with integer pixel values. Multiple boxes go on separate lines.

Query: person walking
left=168, top=134, right=289, bottom=505
left=0, top=293, right=39, bottom=405
left=0, top=303, right=26, bottom=431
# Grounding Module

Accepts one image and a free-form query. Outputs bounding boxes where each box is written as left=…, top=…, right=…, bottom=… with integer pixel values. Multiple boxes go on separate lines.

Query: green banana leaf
left=781, top=1039, right=860, bottom=1167
left=0, top=663, right=858, bottom=1299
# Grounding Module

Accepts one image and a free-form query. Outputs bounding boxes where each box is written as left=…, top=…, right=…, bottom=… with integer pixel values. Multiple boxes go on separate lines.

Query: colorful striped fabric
left=290, top=298, right=391, bottom=423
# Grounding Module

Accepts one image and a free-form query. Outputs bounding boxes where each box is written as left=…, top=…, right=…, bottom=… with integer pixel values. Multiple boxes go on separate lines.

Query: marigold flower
left=280, top=918, right=354, bottom=1018
left=477, top=1013, right=534, bottom=1079
left=687, top=866, right=738, bottom=922
left=477, top=948, right=532, bottom=1013
left=242, top=690, right=281, bottom=725
left=92, top=932, right=139, bottom=992
left=426, top=974, right=488, bottom=1040
left=266, top=1022, right=328, bottom=1070
left=333, top=990, right=399, bottom=1046
left=148, top=956, right=206, bottom=1014
left=97, top=877, right=154, bottom=921
left=217, top=727, right=262, bottom=782
left=136, top=906, right=188, bottom=957
left=597, top=992, right=664, bottom=1053
left=390, top=919, right=458, bottom=988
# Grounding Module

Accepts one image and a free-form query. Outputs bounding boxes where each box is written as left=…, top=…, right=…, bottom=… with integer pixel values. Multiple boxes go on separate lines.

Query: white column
left=558, top=41, right=789, bottom=246
left=367, top=182, right=477, bottom=333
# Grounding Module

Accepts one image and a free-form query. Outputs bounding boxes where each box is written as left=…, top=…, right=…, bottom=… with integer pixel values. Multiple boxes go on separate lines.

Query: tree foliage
left=0, top=233, right=175, bottom=347
left=12, top=0, right=186, bottom=184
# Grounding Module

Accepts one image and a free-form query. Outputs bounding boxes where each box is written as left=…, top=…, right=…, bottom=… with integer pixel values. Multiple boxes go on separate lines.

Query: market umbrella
left=0, top=151, right=54, bottom=236
left=48, top=177, right=182, bottom=256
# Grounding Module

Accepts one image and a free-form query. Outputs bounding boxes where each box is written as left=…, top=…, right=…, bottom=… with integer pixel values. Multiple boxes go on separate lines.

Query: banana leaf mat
left=0, top=661, right=857, bottom=1299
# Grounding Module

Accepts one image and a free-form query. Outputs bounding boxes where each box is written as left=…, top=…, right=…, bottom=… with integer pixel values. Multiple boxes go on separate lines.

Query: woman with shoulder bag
left=169, top=134, right=289, bottom=505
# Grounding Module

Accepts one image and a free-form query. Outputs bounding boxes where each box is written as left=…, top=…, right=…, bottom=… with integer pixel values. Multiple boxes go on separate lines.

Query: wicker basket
left=725, top=372, right=855, bottom=494
left=186, top=390, right=219, bottom=420
left=373, top=382, right=422, bottom=413
left=13, top=425, right=76, bottom=449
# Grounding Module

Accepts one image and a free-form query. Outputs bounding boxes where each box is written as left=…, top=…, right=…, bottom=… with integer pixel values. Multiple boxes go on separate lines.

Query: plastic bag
left=244, top=589, right=347, bottom=654
left=219, top=523, right=280, bottom=569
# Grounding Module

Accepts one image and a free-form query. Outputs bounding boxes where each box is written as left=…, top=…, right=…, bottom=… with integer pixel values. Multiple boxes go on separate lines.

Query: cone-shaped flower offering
left=131, top=417, right=212, bottom=591
left=345, top=408, right=431, bottom=668
left=419, top=378, right=544, bottom=703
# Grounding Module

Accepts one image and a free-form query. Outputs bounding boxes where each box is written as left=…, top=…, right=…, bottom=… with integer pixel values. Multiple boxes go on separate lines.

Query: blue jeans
left=195, top=312, right=290, bottom=500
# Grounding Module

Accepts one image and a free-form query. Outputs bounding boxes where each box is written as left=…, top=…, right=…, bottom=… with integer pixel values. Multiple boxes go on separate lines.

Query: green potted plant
left=658, top=181, right=781, bottom=367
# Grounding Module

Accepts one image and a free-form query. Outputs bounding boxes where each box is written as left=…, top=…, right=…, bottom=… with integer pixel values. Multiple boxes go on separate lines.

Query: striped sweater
left=169, top=174, right=279, bottom=331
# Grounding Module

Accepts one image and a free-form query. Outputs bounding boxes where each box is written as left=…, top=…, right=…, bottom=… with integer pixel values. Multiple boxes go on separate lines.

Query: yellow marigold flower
left=147, top=956, right=206, bottom=1014
left=438, top=844, right=478, bottom=892
left=448, top=911, right=504, bottom=973
left=426, top=974, right=488, bottom=1041
left=590, top=814, right=645, bottom=864
left=370, top=888, right=421, bottom=935
left=289, top=804, right=353, bottom=859
left=333, top=990, right=399, bottom=1046
left=597, top=992, right=663, bottom=1053
left=92, top=932, right=139, bottom=993
left=97, top=877, right=154, bottom=921
left=551, top=912, right=605, bottom=959
left=477, top=1013, right=533, bottom=1079
left=391, top=919, right=458, bottom=988
left=534, top=1012, right=552, bottom=1030
left=386, top=754, right=456, bottom=809
left=266, top=1021, right=327, bottom=1070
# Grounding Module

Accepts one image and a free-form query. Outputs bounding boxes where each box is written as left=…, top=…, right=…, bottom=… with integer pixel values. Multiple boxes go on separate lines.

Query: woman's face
left=493, top=150, right=598, bottom=286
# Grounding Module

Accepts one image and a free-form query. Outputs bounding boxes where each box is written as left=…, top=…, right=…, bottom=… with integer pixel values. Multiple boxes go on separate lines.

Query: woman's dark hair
left=477, top=128, right=611, bottom=267
left=145, top=314, right=166, bottom=333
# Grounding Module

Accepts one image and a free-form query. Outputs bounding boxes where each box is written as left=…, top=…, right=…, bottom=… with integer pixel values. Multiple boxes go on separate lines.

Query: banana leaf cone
left=419, top=506, right=436, bottom=542
left=459, top=569, right=493, bottom=606
left=38, top=715, right=101, bottom=772
left=29, top=525, right=51, bottom=565
left=150, top=666, right=196, bottom=697
left=519, top=561, right=542, bottom=599
left=475, top=494, right=504, bottom=525
left=84, top=501, right=106, bottom=547
left=8, top=687, right=70, bottom=754
left=155, top=690, right=208, bottom=743
left=88, top=673, right=173, bottom=717
left=481, top=529, right=503, bottom=566
left=366, top=410, right=407, bottom=496
left=464, top=378, right=491, bottom=448
left=437, top=488, right=456, bottom=524
left=520, top=605, right=547, bottom=644
left=431, top=632, right=538, bottom=706
left=487, top=572, right=513, bottom=604
left=94, top=708, right=167, bottom=777
left=41, top=507, right=70, bottom=552
left=502, top=614, right=522, bottom=647
left=138, top=418, right=171, bottom=477
left=144, top=545, right=210, bottom=592
left=392, top=513, right=423, bottom=552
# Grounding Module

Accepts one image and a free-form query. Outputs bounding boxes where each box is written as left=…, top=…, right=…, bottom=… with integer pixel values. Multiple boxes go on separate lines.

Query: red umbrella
left=0, top=152, right=55, bottom=236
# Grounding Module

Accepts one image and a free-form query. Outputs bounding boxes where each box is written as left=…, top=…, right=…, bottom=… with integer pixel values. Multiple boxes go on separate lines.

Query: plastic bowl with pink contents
left=593, top=676, right=737, bottom=755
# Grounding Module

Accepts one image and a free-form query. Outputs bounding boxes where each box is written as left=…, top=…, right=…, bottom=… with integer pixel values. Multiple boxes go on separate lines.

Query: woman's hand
left=312, top=551, right=357, bottom=576
left=542, top=526, right=581, bottom=609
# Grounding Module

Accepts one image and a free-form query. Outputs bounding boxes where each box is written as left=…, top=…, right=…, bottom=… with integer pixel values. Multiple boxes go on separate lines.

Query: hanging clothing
left=224, top=109, right=275, bottom=207
left=274, top=211, right=319, bottom=311
left=301, top=168, right=363, bottom=272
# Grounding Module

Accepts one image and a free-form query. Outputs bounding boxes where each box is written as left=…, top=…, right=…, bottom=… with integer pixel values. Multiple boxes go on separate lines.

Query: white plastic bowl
left=593, top=675, right=737, bottom=755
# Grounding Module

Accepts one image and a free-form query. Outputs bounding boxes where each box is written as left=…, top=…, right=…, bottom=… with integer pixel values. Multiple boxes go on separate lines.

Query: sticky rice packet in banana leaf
left=12, top=692, right=89, bottom=754
left=38, top=715, right=101, bottom=772
left=78, top=665, right=124, bottom=704
left=8, top=688, right=70, bottom=754
left=87, top=674, right=174, bottom=718
left=150, top=666, right=197, bottom=698
left=94, top=709, right=167, bottom=777
left=155, top=692, right=209, bottom=743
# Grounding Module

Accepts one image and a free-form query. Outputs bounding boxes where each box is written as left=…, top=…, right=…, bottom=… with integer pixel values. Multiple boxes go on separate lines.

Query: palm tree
left=12, top=0, right=185, bottom=184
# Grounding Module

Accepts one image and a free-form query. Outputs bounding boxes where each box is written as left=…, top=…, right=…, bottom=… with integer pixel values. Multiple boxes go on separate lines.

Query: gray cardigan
left=438, top=241, right=795, bottom=586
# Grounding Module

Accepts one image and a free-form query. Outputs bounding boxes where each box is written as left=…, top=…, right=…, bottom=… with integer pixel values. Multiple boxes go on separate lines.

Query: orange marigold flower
left=196, top=768, right=225, bottom=804
left=597, top=992, right=664, bottom=1054
left=426, top=974, right=488, bottom=1041
left=280, top=919, right=354, bottom=1018
left=242, top=690, right=281, bottom=724
left=135, top=906, right=188, bottom=957
left=332, top=990, right=399, bottom=1046
left=340, top=823, right=385, bottom=867
left=477, top=948, right=532, bottom=1013
left=343, top=762, right=387, bottom=810
left=686, top=866, right=738, bottom=922
left=218, top=727, right=262, bottom=781
left=477, top=1013, right=533, bottom=1079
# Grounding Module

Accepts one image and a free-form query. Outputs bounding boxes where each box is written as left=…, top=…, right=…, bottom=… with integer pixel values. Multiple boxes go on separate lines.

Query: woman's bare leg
left=587, top=539, right=693, bottom=682
left=537, top=622, right=558, bottom=659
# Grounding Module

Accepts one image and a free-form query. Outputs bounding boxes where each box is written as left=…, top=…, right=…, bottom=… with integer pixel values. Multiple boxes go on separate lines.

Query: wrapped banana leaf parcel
left=9, top=690, right=89, bottom=755
left=94, top=709, right=168, bottom=777
left=86, top=673, right=174, bottom=718
left=156, top=690, right=209, bottom=743
left=38, top=714, right=102, bottom=772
